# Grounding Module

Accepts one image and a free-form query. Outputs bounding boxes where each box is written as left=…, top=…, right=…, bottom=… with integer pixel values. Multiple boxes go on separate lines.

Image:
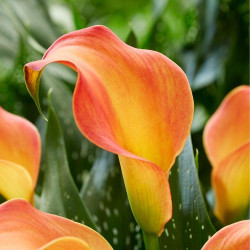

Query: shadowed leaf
left=39, top=92, right=97, bottom=230
left=81, top=150, right=143, bottom=249
left=160, top=136, right=215, bottom=250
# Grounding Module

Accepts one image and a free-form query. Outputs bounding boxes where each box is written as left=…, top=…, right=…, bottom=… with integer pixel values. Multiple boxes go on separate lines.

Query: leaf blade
left=160, top=136, right=215, bottom=250
left=39, top=92, right=97, bottom=230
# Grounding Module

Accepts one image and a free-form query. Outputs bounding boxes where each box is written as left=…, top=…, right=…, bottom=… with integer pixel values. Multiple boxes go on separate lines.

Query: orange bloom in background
left=0, top=199, right=112, bottom=249
left=202, top=220, right=250, bottom=250
left=24, top=25, right=194, bottom=235
left=0, top=107, right=41, bottom=203
left=203, top=86, right=250, bottom=225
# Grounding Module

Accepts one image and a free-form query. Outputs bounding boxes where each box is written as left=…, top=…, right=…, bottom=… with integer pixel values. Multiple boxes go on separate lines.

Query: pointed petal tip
left=24, top=65, right=48, bottom=121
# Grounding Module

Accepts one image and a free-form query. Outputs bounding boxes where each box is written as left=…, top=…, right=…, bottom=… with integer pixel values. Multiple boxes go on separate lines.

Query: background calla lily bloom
left=202, top=220, right=250, bottom=250
left=0, top=199, right=112, bottom=250
left=0, top=107, right=41, bottom=202
left=203, top=86, right=250, bottom=224
left=24, top=25, right=194, bottom=235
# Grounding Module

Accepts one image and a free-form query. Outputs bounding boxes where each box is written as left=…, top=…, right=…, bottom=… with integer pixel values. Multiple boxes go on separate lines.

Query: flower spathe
left=202, top=220, right=250, bottom=250
left=203, top=86, right=250, bottom=224
left=0, top=199, right=112, bottom=250
left=0, top=107, right=41, bottom=202
left=24, top=25, right=194, bottom=235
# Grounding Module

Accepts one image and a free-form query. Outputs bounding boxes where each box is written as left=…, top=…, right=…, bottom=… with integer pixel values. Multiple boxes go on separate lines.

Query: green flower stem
left=143, top=232, right=160, bottom=250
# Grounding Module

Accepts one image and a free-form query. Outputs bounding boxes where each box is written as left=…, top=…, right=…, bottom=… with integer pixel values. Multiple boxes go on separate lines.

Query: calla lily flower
left=24, top=25, right=194, bottom=236
left=0, top=107, right=41, bottom=202
left=0, top=199, right=112, bottom=249
left=203, top=86, right=250, bottom=224
left=202, top=220, right=250, bottom=250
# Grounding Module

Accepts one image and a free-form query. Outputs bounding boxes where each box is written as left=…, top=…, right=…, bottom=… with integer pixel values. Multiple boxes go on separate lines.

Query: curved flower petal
left=0, top=107, right=41, bottom=201
left=0, top=160, right=33, bottom=200
left=119, top=156, right=172, bottom=234
left=0, top=107, right=41, bottom=187
left=24, top=25, right=194, bottom=235
left=203, top=86, right=250, bottom=224
left=204, top=86, right=250, bottom=167
left=202, top=220, right=250, bottom=250
left=0, top=199, right=112, bottom=250
left=212, top=142, right=250, bottom=224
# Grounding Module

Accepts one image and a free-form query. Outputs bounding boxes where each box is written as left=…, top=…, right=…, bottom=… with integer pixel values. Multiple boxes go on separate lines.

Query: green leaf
left=39, top=91, right=97, bottom=230
left=48, top=4, right=75, bottom=33
left=69, top=1, right=86, bottom=30
left=152, top=0, right=169, bottom=20
left=191, top=51, right=225, bottom=91
left=126, top=26, right=138, bottom=47
left=191, top=104, right=209, bottom=133
left=3, top=0, right=60, bottom=49
left=159, top=136, right=215, bottom=250
left=0, top=5, right=19, bottom=81
left=0, top=194, right=6, bottom=205
left=80, top=150, right=143, bottom=249
left=195, top=149, right=199, bottom=171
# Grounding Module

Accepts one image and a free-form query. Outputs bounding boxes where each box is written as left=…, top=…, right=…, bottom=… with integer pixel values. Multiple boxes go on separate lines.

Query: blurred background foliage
left=0, top=0, right=248, bottom=248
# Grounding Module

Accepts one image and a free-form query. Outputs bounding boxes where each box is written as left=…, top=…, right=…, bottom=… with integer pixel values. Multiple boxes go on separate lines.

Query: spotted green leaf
left=159, top=136, right=216, bottom=250
left=39, top=92, right=97, bottom=230
left=81, top=150, right=143, bottom=249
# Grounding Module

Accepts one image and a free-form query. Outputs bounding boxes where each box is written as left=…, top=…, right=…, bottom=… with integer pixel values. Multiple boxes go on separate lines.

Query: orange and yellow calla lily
left=203, top=86, right=250, bottom=224
left=202, top=220, right=250, bottom=250
left=24, top=25, right=194, bottom=235
left=0, top=107, right=41, bottom=202
left=0, top=199, right=112, bottom=249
